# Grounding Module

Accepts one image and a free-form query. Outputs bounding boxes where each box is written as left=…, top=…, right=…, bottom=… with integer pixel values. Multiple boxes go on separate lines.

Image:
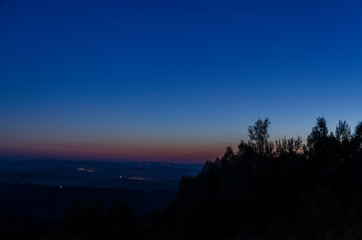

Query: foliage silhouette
left=248, top=117, right=271, bottom=156
left=150, top=117, right=362, bottom=240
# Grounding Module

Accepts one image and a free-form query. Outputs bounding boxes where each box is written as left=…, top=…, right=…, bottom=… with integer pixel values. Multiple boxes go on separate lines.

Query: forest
left=43, top=117, right=362, bottom=239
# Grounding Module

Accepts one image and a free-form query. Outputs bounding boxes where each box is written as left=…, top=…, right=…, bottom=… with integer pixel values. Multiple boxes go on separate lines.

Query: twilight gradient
left=1, top=0, right=362, bottom=162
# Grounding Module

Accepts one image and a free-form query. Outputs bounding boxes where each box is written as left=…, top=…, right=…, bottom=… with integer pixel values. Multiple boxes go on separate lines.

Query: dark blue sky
left=1, top=0, right=362, bottom=162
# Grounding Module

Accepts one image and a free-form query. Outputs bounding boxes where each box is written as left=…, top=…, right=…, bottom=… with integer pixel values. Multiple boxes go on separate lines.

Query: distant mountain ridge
left=0, top=159, right=203, bottom=190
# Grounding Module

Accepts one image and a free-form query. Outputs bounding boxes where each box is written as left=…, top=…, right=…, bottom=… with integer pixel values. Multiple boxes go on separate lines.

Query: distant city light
left=127, top=177, right=146, bottom=181
left=77, top=168, right=93, bottom=173
left=139, top=162, right=151, bottom=166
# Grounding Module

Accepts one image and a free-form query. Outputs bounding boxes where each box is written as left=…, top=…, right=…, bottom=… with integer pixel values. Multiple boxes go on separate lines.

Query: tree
left=307, top=117, right=328, bottom=154
left=248, top=118, right=271, bottom=173
left=237, top=140, right=248, bottom=156
left=275, top=136, right=303, bottom=157
left=221, top=146, right=234, bottom=162
left=353, top=121, right=362, bottom=152
left=336, top=120, right=351, bottom=143
left=355, top=121, right=362, bottom=141
left=248, top=118, right=271, bottom=155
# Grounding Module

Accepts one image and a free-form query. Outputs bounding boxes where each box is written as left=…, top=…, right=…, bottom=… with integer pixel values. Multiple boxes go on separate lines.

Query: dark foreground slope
left=0, top=160, right=201, bottom=239
left=0, top=182, right=175, bottom=240
left=0, top=182, right=175, bottom=217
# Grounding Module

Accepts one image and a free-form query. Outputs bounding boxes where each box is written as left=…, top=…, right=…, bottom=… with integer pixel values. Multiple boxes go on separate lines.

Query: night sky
left=1, top=0, right=362, bottom=162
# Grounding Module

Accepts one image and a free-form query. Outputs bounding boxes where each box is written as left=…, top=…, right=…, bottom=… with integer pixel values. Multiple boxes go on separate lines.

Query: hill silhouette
left=151, top=117, right=362, bottom=239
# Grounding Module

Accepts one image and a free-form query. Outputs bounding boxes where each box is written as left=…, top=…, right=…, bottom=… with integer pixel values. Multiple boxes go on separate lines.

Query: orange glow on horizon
left=0, top=139, right=232, bottom=163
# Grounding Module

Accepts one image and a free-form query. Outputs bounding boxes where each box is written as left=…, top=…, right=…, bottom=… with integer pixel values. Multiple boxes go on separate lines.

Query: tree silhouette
left=355, top=121, right=362, bottom=147
left=248, top=117, right=271, bottom=155
left=336, top=120, right=351, bottom=143
left=248, top=118, right=271, bottom=173
left=307, top=117, right=328, bottom=151
left=306, top=117, right=333, bottom=163
left=275, top=136, right=303, bottom=157
left=221, top=146, right=234, bottom=162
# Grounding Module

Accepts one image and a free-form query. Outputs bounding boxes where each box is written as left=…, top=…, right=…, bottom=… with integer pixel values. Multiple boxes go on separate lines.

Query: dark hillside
left=0, top=182, right=176, bottom=217
left=146, top=118, right=362, bottom=240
